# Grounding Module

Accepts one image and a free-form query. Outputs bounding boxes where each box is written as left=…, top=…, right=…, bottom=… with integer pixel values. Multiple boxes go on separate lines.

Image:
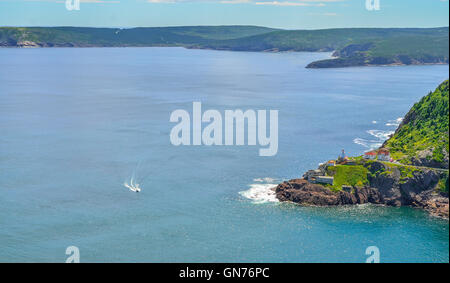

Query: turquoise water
left=0, top=47, right=448, bottom=262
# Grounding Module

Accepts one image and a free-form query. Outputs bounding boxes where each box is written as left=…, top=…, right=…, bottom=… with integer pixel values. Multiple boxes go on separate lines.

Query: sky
left=0, top=0, right=448, bottom=29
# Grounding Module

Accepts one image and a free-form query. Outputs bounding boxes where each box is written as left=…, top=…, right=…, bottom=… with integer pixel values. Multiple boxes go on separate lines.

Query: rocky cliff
left=276, top=80, right=449, bottom=219
left=276, top=161, right=449, bottom=218
left=383, top=80, right=449, bottom=169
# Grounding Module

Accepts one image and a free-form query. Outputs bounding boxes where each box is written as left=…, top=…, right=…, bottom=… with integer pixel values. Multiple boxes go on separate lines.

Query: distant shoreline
left=1, top=26, right=448, bottom=68
left=1, top=45, right=448, bottom=69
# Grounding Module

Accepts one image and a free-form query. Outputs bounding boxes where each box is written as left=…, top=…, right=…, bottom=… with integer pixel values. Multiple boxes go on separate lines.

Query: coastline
left=274, top=169, right=449, bottom=220
left=2, top=43, right=449, bottom=69
left=2, top=26, right=448, bottom=69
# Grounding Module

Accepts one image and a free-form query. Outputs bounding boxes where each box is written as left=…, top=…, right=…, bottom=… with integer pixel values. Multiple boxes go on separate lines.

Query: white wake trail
left=124, top=176, right=141, bottom=192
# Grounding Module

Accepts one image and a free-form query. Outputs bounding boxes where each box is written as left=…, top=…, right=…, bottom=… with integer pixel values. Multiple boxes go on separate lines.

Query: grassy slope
left=325, top=161, right=448, bottom=193
left=1, top=26, right=448, bottom=67
left=323, top=81, right=449, bottom=192
left=383, top=80, right=449, bottom=167
left=327, top=165, right=369, bottom=190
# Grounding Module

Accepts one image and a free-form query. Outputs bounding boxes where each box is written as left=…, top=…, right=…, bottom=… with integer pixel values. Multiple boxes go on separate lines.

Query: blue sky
left=0, top=0, right=448, bottom=29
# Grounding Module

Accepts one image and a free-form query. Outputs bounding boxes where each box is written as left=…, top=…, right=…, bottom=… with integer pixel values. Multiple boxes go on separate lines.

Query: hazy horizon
left=2, top=25, right=449, bottom=30
left=0, top=0, right=448, bottom=30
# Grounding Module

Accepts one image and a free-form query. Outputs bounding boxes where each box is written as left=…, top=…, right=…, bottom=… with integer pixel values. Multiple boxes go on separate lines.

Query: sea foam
left=353, top=119, right=397, bottom=150
left=253, top=177, right=277, bottom=183
left=239, top=180, right=279, bottom=204
left=386, top=117, right=403, bottom=127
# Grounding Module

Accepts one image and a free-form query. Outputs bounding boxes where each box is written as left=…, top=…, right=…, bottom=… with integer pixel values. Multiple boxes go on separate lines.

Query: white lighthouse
left=339, top=149, right=346, bottom=160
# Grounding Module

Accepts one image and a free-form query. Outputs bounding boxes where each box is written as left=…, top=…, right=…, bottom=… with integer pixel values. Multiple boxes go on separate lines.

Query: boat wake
left=124, top=160, right=152, bottom=193
left=124, top=177, right=141, bottom=193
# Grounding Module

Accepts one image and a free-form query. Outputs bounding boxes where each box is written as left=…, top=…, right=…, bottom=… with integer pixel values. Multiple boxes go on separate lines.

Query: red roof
left=365, top=151, right=377, bottom=155
left=378, top=151, right=390, bottom=155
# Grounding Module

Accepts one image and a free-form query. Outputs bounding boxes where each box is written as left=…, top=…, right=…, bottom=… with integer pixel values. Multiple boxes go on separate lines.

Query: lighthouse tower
left=339, top=149, right=346, bottom=159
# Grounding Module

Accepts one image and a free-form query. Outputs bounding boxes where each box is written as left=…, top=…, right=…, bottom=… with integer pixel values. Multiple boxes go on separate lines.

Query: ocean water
left=0, top=47, right=448, bottom=263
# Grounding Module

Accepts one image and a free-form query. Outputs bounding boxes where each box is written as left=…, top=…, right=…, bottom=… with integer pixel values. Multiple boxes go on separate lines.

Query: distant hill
left=0, top=26, right=448, bottom=68
left=383, top=80, right=449, bottom=169
left=306, top=35, right=449, bottom=68
left=0, top=26, right=277, bottom=47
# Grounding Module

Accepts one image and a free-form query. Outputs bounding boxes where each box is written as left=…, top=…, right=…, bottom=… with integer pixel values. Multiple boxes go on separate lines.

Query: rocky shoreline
left=305, top=42, right=449, bottom=69
left=275, top=160, right=449, bottom=219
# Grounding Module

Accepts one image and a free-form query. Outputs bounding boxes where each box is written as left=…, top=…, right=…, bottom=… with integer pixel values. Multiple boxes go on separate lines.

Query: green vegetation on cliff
left=383, top=80, right=449, bottom=168
left=327, top=165, right=369, bottom=190
left=1, top=26, right=448, bottom=68
left=438, top=171, right=449, bottom=193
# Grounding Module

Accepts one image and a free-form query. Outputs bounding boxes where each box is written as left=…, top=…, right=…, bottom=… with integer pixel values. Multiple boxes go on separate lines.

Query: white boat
left=124, top=178, right=141, bottom=192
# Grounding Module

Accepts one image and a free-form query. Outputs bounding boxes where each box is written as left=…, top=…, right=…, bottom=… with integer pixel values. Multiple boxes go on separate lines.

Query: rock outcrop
left=16, top=41, right=41, bottom=48
left=275, top=161, right=449, bottom=219
left=277, top=80, right=449, bottom=218
left=422, top=195, right=449, bottom=219
left=276, top=179, right=382, bottom=206
left=409, top=148, right=449, bottom=169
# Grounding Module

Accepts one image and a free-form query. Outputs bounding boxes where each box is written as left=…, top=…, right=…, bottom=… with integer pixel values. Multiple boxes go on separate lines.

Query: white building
left=315, top=176, right=334, bottom=185
left=377, top=149, right=390, bottom=161
left=364, top=151, right=377, bottom=160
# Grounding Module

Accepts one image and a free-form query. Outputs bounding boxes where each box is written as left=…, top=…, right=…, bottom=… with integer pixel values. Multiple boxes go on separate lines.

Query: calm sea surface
left=0, top=47, right=448, bottom=262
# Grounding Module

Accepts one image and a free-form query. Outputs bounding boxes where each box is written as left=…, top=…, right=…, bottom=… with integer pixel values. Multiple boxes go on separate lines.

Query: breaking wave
left=253, top=177, right=277, bottom=183
left=386, top=117, right=403, bottom=127
left=367, top=129, right=395, bottom=141
left=353, top=137, right=382, bottom=150
left=240, top=179, right=279, bottom=204
left=353, top=119, right=397, bottom=150
left=353, top=129, right=394, bottom=150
